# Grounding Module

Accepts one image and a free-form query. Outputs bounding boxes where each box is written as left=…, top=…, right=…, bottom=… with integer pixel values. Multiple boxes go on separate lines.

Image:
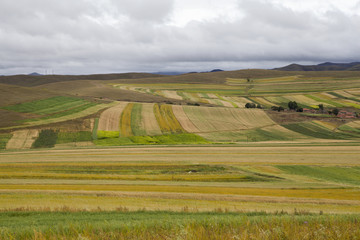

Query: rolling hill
left=0, top=68, right=360, bottom=149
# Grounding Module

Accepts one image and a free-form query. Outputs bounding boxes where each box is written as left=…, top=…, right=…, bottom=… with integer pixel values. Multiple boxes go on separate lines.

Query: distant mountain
left=28, top=72, right=42, bottom=76
left=274, top=62, right=360, bottom=71
left=152, top=72, right=186, bottom=75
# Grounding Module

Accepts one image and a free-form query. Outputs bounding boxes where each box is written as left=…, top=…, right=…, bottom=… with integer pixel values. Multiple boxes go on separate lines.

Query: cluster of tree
left=271, top=106, right=284, bottom=112
left=328, top=108, right=339, bottom=116
left=245, top=103, right=262, bottom=109
left=270, top=101, right=304, bottom=112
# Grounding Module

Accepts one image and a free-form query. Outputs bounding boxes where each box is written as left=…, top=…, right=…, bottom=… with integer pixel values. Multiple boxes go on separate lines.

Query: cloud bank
left=0, top=0, right=359, bottom=74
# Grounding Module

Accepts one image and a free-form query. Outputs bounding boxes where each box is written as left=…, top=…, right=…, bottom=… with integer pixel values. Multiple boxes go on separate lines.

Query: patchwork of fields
left=1, top=101, right=360, bottom=150
left=114, top=76, right=360, bottom=110
left=1, top=71, right=360, bottom=238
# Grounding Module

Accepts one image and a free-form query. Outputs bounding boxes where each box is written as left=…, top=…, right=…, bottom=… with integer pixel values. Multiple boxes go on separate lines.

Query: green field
left=1, top=211, right=359, bottom=240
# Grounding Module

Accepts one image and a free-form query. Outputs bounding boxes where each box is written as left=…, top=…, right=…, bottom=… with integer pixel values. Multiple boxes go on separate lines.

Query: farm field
left=1, top=70, right=360, bottom=238
left=1, top=211, right=359, bottom=239
left=1, top=145, right=360, bottom=214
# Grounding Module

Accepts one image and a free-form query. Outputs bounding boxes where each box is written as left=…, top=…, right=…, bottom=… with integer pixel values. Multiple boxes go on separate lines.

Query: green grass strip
left=131, top=103, right=146, bottom=136
left=2, top=96, right=83, bottom=114
left=56, top=132, right=92, bottom=144
left=0, top=134, right=12, bottom=150
left=277, top=165, right=360, bottom=186
left=92, top=118, right=99, bottom=140
left=94, top=133, right=209, bottom=146
left=0, top=211, right=359, bottom=239
left=97, top=130, right=120, bottom=139
left=282, top=122, right=358, bottom=139
left=305, top=94, right=344, bottom=107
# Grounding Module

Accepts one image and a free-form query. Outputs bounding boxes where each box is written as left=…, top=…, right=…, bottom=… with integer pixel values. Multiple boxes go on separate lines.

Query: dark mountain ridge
left=275, top=62, right=360, bottom=71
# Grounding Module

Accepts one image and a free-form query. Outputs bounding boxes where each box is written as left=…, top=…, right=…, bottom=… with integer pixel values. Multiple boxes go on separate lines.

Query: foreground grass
left=0, top=211, right=359, bottom=239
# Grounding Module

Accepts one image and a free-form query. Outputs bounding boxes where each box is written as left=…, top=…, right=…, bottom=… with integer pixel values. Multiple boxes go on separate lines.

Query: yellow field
left=120, top=103, right=134, bottom=137
left=1, top=144, right=360, bottom=214
left=153, top=104, right=185, bottom=134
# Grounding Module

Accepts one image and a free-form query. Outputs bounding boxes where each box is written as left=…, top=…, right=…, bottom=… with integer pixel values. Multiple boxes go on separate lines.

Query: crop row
left=1, top=211, right=359, bottom=239
left=282, top=122, right=360, bottom=139
left=32, top=130, right=93, bottom=148
left=2, top=96, right=90, bottom=115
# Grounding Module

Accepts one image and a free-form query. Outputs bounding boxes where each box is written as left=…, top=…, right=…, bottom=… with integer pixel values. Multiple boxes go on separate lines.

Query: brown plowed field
left=98, top=102, right=128, bottom=131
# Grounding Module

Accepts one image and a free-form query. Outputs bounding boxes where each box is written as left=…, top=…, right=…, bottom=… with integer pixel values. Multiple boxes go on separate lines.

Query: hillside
left=0, top=69, right=360, bottom=148
left=0, top=72, right=165, bottom=87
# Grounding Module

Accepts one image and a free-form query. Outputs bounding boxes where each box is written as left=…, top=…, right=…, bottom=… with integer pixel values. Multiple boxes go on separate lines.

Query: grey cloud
left=0, top=0, right=360, bottom=75
left=109, top=0, right=174, bottom=22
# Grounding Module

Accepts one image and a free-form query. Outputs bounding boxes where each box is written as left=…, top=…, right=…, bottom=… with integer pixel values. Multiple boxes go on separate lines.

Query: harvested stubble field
left=1, top=145, right=360, bottom=239
left=1, top=145, right=360, bottom=215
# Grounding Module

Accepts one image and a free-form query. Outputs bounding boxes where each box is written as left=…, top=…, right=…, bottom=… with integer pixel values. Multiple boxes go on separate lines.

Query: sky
left=1, top=0, right=360, bottom=75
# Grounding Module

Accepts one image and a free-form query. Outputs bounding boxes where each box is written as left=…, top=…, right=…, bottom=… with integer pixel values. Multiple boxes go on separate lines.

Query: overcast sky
left=1, top=0, right=360, bottom=75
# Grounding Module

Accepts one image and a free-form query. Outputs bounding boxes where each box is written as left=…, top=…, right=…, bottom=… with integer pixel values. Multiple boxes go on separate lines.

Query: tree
left=256, top=104, right=262, bottom=109
left=318, top=104, right=324, bottom=112
left=288, top=101, right=298, bottom=110
left=332, top=108, right=339, bottom=116
left=245, top=103, right=256, bottom=108
left=296, top=108, right=303, bottom=112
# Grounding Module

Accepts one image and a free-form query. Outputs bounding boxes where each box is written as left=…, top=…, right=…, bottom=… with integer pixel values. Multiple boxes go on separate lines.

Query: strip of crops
left=131, top=103, right=146, bottom=136
left=2, top=96, right=84, bottom=114
left=30, top=102, right=98, bottom=121
left=0, top=184, right=359, bottom=200
left=305, top=94, right=344, bottom=107
left=200, top=125, right=302, bottom=142
left=120, top=103, right=134, bottom=137
left=153, top=104, right=185, bottom=134
left=32, top=99, right=88, bottom=115
left=56, top=131, right=92, bottom=144
left=92, top=118, right=99, bottom=140
left=0, top=134, right=12, bottom=150
left=277, top=165, right=360, bottom=186
left=94, top=133, right=208, bottom=146
left=282, top=122, right=360, bottom=139
left=1, top=212, right=359, bottom=240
